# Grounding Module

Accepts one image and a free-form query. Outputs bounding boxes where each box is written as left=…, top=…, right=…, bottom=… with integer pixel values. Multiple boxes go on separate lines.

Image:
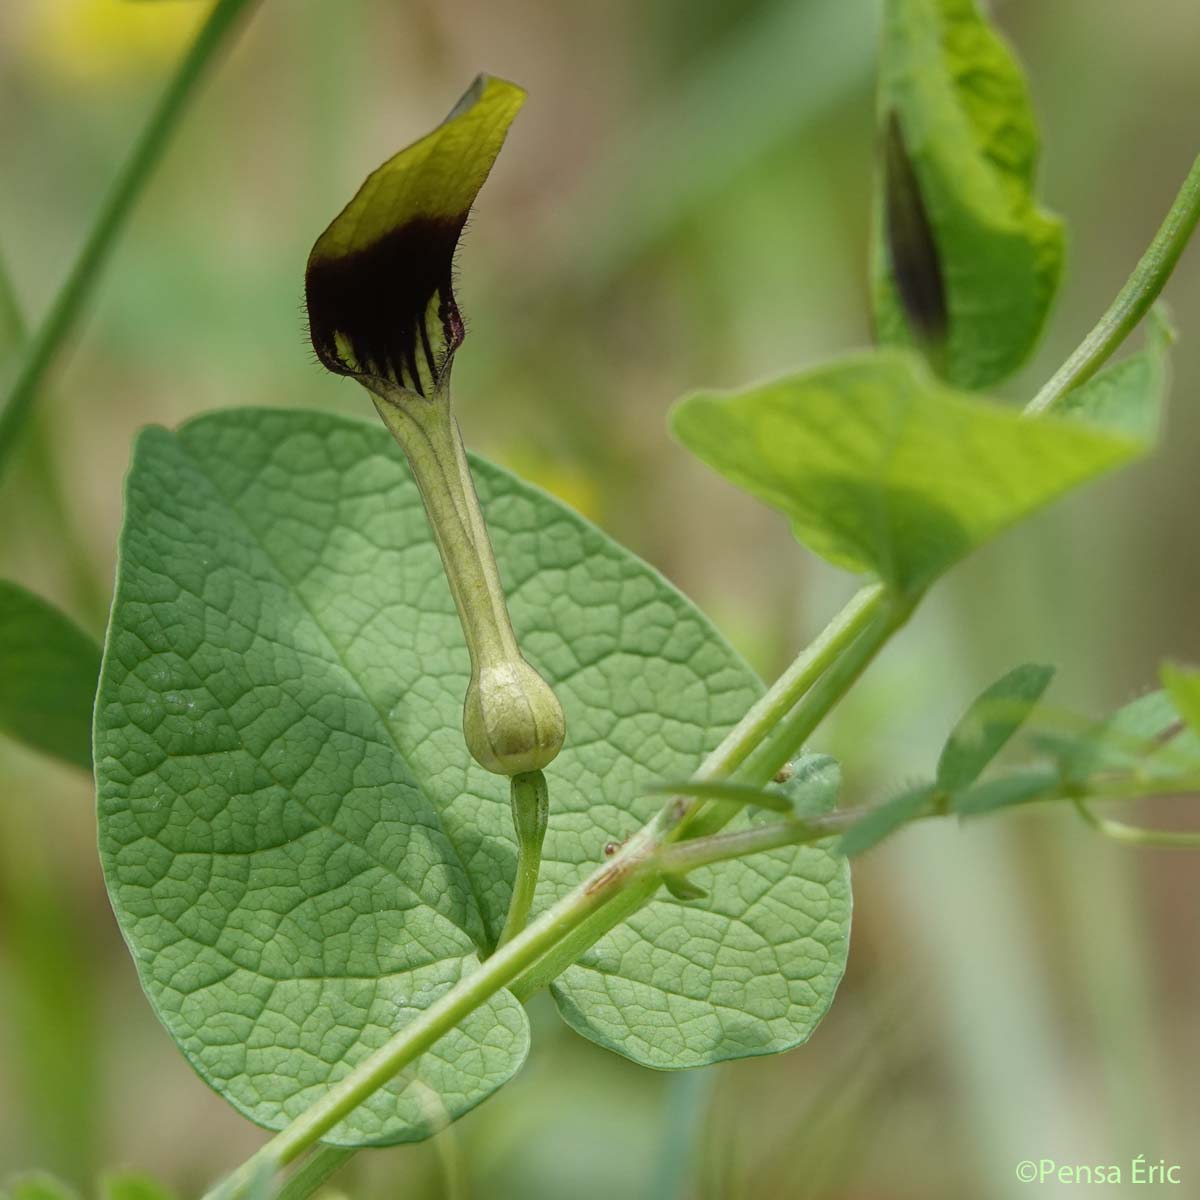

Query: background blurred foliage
left=0, top=1, right=1198, bottom=1197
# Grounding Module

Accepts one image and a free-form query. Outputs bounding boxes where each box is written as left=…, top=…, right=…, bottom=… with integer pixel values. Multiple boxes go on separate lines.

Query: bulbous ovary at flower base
left=463, top=657, right=566, bottom=776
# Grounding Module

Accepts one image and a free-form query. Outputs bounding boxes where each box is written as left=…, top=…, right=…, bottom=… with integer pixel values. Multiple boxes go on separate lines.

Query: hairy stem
left=1027, top=152, right=1200, bottom=416
left=0, top=0, right=262, bottom=478
left=658, top=809, right=864, bottom=873
left=683, top=592, right=916, bottom=842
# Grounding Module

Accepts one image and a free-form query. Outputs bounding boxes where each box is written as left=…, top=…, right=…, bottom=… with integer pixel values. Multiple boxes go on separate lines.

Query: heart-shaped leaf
left=871, top=0, right=1064, bottom=389
left=96, top=408, right=851, bottom=1139
left=672, top=350, right=1147, bottom=595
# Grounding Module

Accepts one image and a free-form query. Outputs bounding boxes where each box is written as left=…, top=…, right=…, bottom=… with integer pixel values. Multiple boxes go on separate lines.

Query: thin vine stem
left=1026, top=152, right=1200, bottom=417
left=1072, top=799, right=1200, bottom=849
left=203, top=847, right=654, bottom=1199
left=0, top=252, right=110, bottom=625
left=662, top=783, right=1200, bottom=877
left=275, top=1145, right=355, bottom=1200
left=0, top=0, right=262, bottom=478
left=739, top=593, right=915, bottom=784
left=693, top=583, right=886, bottom=785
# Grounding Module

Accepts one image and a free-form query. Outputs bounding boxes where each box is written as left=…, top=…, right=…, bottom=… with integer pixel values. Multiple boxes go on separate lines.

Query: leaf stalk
left=1027, top=152, right=1200, bottom=416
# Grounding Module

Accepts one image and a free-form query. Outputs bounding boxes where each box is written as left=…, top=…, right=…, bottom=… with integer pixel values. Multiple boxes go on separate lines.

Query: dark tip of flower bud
left=306, top=215, right=467, bottom=397
left=882, top=111, right=948, bottom=346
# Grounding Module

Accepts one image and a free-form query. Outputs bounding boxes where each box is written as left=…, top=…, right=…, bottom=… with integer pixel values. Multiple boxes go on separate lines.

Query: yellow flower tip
left=305, top=74, right=526, bottom=399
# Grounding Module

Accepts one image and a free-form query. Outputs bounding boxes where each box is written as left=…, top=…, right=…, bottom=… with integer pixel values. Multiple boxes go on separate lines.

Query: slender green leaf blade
left=1058, top=308, right=1174, bottom=440
left=0, top=580, right=100, bottom=769
left=1162, top=662, right=1200, bottom=737
left=937, top=662, right=1055, bottom=792
left=672, top=351, right=1144, bottom=593
left=838, top=783, right=934, bottom=857
left=871, top=0, right=1064, bottom=389
left=96, top=408, right=852, bottom=1117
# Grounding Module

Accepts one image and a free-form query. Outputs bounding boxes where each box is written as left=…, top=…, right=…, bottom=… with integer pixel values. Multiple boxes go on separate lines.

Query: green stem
left=1026, top=152, right=1200, bottom=417
left=0, top=0, right=262, bottom=477
left=0, top=253, right=109, bottom=627
left=430, top=1123, right=468, bottom=1200
left=276, top=1145, right=356, bottom=1200
left=0, top=250, right=23, bottom=359
left=742, top=595, right=914, bottom=782
left=509, top=880, right=655, bottom=1002
left=693, top=583, right=886, bottom=785
left=663, top=781, right=1200, bottom=876
left=684, top=592, right=915, bottom=842
left=1072, top=799, right=1200, bottom=848
left=658, top=809, right=861, bottom=874
left=495, top=770, right=549, bottom=949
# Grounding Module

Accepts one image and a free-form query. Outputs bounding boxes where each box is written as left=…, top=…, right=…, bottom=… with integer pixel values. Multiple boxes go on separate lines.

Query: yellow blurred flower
left=23, top=0, right=207, bottom=86
left=501, top=449, right=603, bottom=524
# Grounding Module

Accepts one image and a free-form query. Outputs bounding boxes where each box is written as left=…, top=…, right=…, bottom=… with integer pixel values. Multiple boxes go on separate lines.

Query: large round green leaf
left=95, top=408, right=850, bottom=1142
